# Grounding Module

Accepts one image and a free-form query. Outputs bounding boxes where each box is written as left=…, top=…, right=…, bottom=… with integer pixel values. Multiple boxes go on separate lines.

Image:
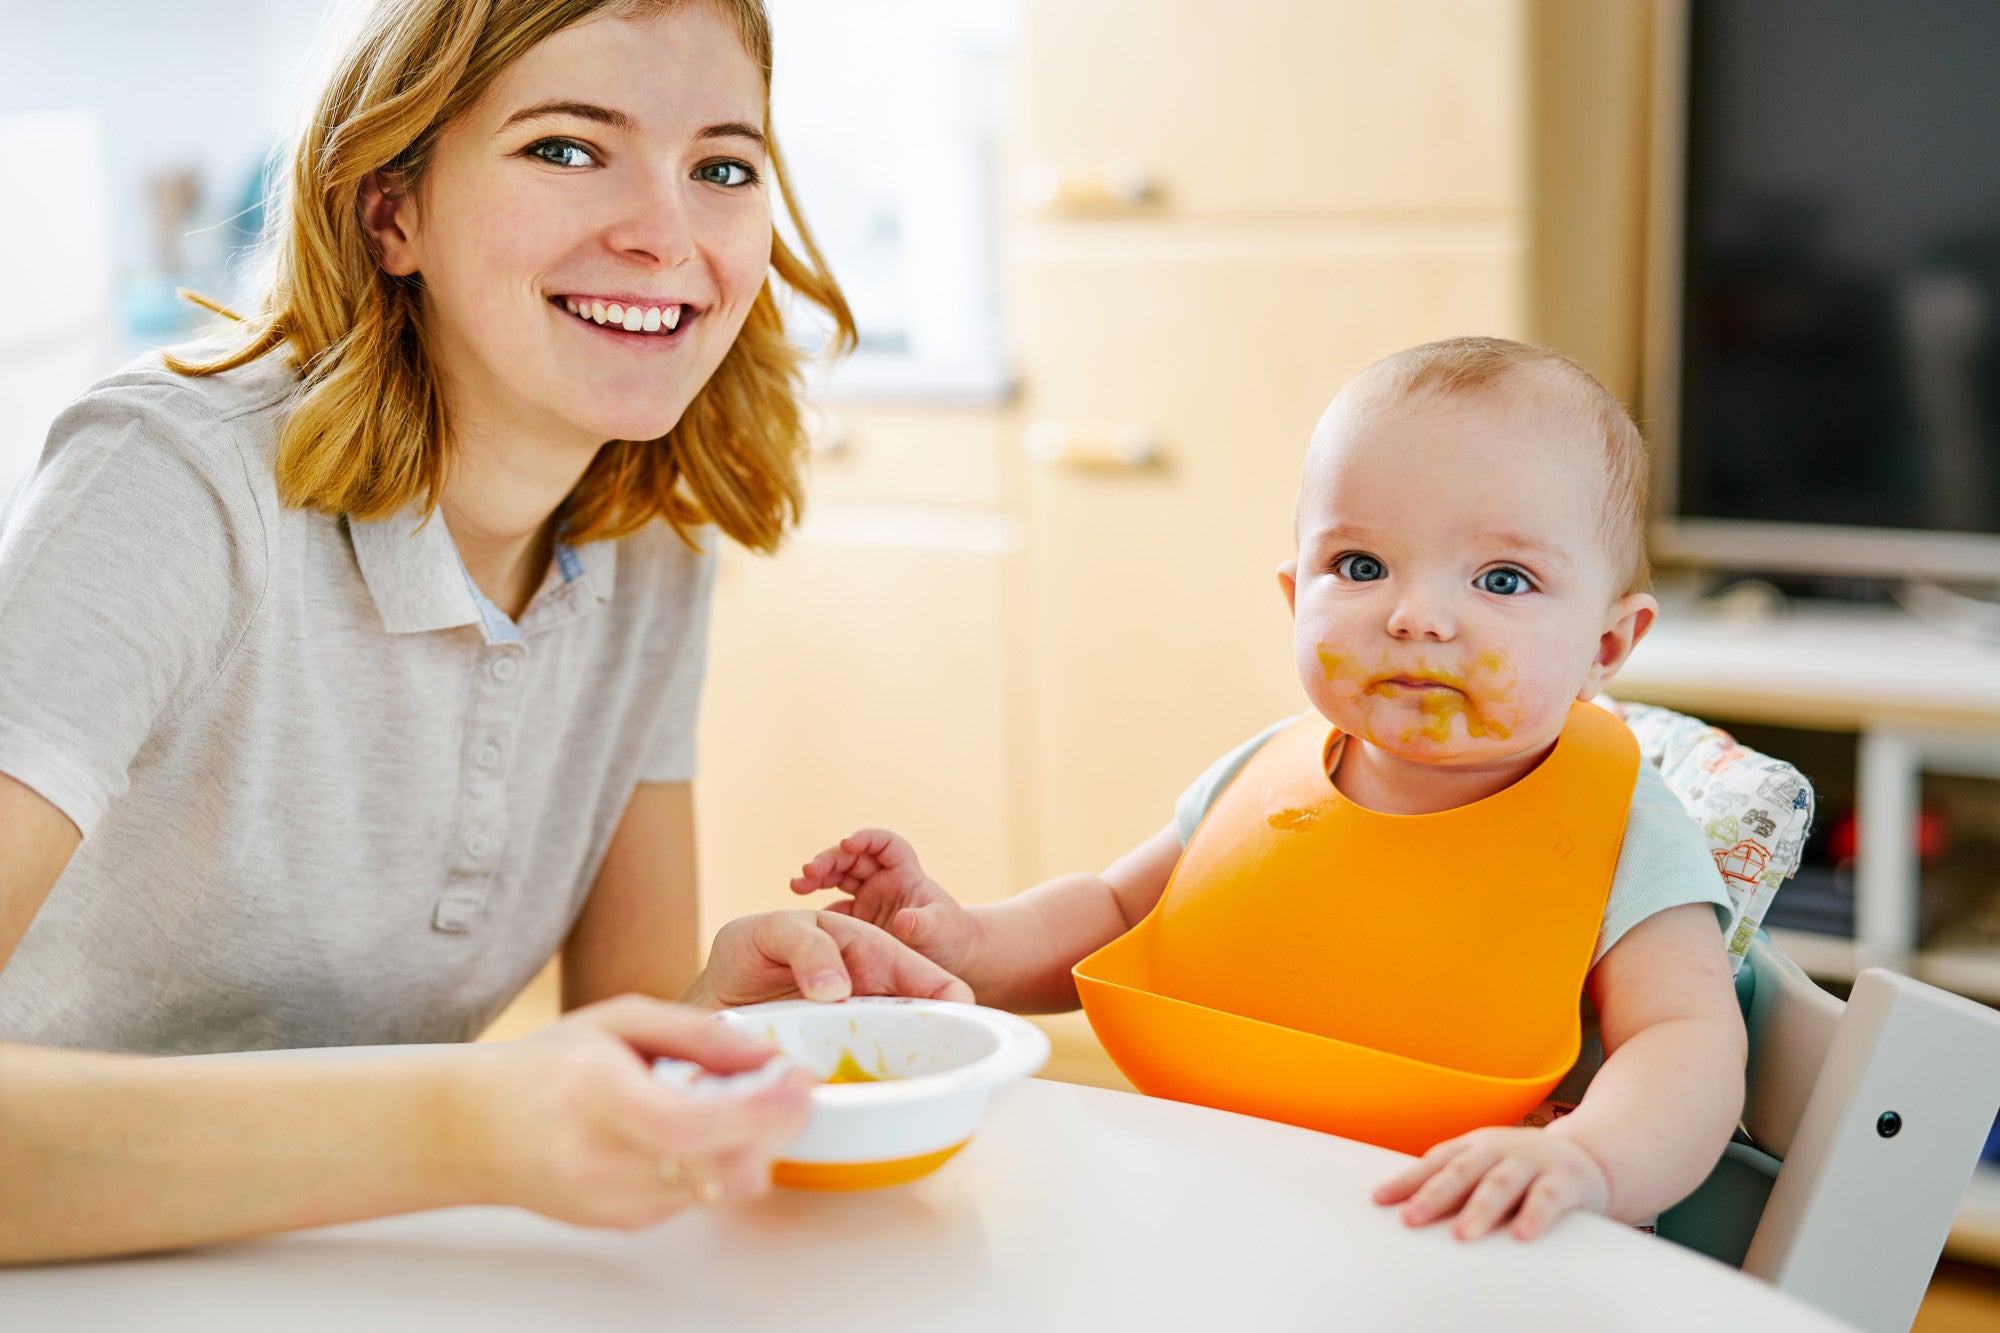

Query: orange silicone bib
left=1075, top=700, right=1639, bottom=1155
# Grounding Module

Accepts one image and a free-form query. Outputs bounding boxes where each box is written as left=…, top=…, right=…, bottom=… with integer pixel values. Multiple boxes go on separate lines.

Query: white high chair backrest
left=1601, top=697, right=2000, bottom=1333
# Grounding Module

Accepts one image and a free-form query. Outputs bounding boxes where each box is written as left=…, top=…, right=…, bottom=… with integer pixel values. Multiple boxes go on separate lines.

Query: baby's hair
left=1356, top=336, right=1651, bottom=595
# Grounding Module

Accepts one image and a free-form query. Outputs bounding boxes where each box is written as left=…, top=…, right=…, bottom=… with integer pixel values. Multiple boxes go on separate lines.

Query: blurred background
left=3, top=0, right=1998, bottom=1310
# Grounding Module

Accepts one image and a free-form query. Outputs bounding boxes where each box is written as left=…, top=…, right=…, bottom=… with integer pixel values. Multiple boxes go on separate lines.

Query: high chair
left=1606, top=701, right=2000, bottom=1333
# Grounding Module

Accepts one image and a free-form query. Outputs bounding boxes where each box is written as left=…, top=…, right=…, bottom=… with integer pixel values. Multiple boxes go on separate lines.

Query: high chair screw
left=1876, top=1111, right=1902, bottom=1138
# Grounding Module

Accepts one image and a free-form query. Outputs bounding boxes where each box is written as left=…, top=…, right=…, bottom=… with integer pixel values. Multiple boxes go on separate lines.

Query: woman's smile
left=552, top=294, right=697, bottom=342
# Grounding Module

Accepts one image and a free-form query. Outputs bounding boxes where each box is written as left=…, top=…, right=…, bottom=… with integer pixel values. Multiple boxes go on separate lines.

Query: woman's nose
left=603, top=167, right=697, bottom=267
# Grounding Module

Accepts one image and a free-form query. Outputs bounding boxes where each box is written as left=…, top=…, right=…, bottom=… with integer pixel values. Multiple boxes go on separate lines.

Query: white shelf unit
left=1613, top=587, right=2000, bottom=1262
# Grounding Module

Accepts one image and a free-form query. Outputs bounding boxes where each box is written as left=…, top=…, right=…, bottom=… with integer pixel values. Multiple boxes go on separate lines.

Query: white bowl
left=715, top=997, right=1049, bottom=1190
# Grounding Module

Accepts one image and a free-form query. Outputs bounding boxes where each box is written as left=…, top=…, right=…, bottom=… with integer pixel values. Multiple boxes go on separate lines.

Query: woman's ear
left=357, top=172, right=421, bottom=277
left=1577, top=591, right=1657, bottom=701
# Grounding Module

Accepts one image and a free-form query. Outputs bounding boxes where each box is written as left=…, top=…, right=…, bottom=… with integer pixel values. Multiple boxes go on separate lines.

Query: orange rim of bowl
left=771, top=1141, right=968, bottom=1191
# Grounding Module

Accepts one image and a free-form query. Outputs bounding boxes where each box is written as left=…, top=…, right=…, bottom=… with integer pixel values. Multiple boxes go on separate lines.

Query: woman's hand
left=455, top=995, right=814, bottom=1230
left=682, top=908, right=974, bottom=1010
left=1370, top=1125, right=1612, bottom=1240
left=790, top=829, right=979, bottom=978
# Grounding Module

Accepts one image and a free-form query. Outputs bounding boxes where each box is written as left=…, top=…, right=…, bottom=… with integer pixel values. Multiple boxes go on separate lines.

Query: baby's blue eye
left=529, top=139, right=597, bottom=169
left=1336, top=554, right=1387, bottom=582
left=695, top=160, right=756, bottom=187
left=1476, top=567, right=1531, bottom=596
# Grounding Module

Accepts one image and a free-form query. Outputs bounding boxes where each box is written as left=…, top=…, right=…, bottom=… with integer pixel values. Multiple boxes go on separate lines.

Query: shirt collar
left=348, top=504, right=482, bottom=636
left=347, top=503, right=619, bottom=641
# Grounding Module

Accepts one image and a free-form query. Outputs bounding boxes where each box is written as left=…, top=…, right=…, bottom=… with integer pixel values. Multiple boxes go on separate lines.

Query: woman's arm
left=0, top=771, right=82, bottom=969
left=0, top=776, right=821, bottom=1264
left=0, top=996, right=811, bottom=1264
left=561, top=783, right=704, bottom=1009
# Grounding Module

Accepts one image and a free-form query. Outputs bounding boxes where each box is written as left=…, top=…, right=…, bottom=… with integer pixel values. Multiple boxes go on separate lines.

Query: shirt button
left=490, top=656, right=520, bottom=682
left=476, top=743, right=502, bottom=770
left=465, top=833, right=493, bottom=860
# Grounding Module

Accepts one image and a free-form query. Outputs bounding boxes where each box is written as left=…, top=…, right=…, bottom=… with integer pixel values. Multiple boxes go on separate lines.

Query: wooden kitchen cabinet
left=693, top=407, right=1026, bottom=936
left=1016, top=0, right=1527, bottom=219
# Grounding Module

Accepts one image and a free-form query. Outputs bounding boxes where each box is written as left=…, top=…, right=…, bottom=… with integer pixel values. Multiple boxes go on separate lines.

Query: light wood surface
left=1017, top=0, right=1527, bottom=218
left=0, top=1077, right=1854, bottom=1332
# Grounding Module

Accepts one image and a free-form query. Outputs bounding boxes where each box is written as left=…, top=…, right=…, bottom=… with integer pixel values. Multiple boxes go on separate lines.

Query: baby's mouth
left=552, top=295, right=694, bottom=339
left=1367, top=676, right=1462, bottom=697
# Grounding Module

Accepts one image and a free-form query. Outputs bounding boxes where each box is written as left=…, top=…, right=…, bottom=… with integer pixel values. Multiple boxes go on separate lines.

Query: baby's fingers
left=1371, top=1140, right=1464, bottom=1205
left=1510, top=1174, right=1584, bottom=1240
left=1398, top=1141, right=1501, bottom=1227
left=1451, top=1158, right=1537, bottom=1241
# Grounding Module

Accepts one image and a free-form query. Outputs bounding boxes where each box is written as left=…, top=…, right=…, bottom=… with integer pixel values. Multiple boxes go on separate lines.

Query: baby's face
left=1283, top=386, right=1648, bottom=769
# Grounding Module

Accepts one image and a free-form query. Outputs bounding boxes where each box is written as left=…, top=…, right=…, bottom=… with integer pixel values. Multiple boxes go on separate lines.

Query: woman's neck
left=438, top=416, right=602, bottom=623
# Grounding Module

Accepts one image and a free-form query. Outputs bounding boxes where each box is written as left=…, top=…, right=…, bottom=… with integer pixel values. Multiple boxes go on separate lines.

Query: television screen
left=1677, top=0, right=2000, bottom=542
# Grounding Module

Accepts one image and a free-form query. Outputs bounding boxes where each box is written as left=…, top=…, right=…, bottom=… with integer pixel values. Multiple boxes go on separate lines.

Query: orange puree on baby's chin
left=1318, top=644, right=1517, bottom=743
left=824, top=1050, right=892, bottom=1084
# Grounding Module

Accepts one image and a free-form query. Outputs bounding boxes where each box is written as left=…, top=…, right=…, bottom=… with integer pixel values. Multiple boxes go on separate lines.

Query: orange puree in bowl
left=824, top=1050, right=891, bottom=1084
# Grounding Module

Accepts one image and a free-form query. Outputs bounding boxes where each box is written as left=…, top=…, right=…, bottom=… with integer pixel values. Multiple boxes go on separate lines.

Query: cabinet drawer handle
left=1023, top=420, right=1158, bottom=471
left=1017, top=160, right=1155, bottom=215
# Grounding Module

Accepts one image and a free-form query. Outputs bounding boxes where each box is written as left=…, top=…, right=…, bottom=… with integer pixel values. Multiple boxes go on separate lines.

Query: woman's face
left=370, top=5, right=773, bottom=454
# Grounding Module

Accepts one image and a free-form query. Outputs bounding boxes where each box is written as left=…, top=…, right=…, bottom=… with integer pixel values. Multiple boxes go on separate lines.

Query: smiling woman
left=0, top=0, right=981, bottom=1266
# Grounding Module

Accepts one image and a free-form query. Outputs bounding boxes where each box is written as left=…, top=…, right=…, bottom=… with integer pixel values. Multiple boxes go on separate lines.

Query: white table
left=0, top=1078, right=1853, bottom=1332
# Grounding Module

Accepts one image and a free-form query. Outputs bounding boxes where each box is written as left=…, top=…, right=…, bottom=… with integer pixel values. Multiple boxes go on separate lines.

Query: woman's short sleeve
left=0, top=384, right=267, bottom=835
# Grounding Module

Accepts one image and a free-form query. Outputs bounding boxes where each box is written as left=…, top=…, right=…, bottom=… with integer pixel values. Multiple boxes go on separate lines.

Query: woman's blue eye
left=1336, top=554, right=1387, bottom=582
left=529, top=139, right=597, bottom=169
left=1477, top=567, right=1532, bottom=596
left=695, top=160, right=756, bottom=187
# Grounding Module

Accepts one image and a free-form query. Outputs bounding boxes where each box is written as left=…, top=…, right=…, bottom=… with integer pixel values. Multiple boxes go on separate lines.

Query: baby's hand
left=1371, top=1126, right=1610, bottom=1241
left=791, top=829, right=978, bottom=979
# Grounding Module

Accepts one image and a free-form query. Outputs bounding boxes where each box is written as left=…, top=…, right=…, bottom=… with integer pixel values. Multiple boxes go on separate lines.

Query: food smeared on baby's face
left=824, top=1049, right=892, bottom=1084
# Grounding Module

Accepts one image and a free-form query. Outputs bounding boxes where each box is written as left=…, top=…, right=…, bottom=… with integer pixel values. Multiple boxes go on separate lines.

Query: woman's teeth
left=562, top=298, right=682, bottom=334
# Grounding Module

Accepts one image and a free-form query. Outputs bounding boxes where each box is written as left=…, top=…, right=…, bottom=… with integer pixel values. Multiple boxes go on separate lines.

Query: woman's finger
left=820, top=913, right=973, bottom=1003
left=756, top=911, right=854, bottom=1002
left=629, top=1066, right=815, bottom=1161
left=579, top=994, right=776, bottom=1072
left=1451, top=1158, right=1535, bottom=1240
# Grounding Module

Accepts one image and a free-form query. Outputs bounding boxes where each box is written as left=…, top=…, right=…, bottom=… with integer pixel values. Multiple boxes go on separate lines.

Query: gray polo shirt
left=0, top=344, right=716, bottom=1053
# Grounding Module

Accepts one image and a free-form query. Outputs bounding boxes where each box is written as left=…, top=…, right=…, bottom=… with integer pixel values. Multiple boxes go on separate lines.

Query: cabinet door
left=694, top=502, right=1022, bottom=940
left=1015, top=232, right=1525, bottom=878
left=1017, top=0, right=1526, bottom=219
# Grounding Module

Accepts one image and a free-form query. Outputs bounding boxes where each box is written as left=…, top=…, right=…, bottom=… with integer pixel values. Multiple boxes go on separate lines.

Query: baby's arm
left=793, top=825, right=1182, bottom=1012
left=1550, top=901, right=1748, bottom=1218
left=1375, top=902, right=1744, bottom=1238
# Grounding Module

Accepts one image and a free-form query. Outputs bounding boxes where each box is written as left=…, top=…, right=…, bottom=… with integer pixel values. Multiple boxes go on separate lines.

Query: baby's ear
left=1276, top=561, right=1299, bottom=615
left=1578, top=592, right=1657, bottom=699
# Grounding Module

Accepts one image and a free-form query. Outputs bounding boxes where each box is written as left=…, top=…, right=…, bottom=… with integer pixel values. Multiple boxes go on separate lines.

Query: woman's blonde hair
left=169, top=0, right=854, bottom=552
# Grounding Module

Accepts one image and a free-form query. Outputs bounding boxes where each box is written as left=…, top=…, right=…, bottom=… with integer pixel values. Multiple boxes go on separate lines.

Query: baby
left=793, top=337, right=1746, bottom=1241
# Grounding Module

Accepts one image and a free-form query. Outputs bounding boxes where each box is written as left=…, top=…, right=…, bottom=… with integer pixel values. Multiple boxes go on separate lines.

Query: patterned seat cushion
left=1598, top=698, right=1817, bottom=972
